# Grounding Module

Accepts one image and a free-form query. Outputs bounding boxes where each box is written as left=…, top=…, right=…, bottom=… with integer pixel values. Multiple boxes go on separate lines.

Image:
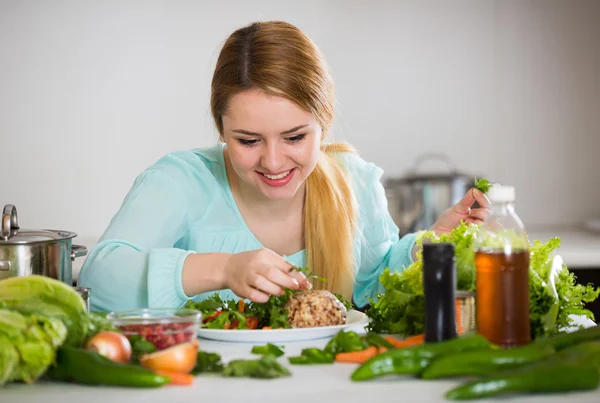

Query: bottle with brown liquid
left=474, top=184, right=531, bottom=348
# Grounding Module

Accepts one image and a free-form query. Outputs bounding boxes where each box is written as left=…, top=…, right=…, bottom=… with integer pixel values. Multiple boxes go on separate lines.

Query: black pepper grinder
left=422, top=242, right=457, bottom=343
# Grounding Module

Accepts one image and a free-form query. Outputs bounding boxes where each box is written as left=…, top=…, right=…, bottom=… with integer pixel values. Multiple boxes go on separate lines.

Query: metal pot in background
left=0, top=204, right=87, bottom=286
left=384, top=154, right=479, bottom=236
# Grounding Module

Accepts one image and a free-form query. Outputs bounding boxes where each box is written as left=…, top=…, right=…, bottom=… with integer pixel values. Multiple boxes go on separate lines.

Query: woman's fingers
left=468, top=207, right=490, bottom=222
left=465, top=217, right=484, bottom=225
left=264, top=250, right=311, bottom=289
left=472, top=188, right=491, bottom=209
left=452, top=188, right=491, bottom=215
left=252, top=273, right=285, bottom=297
left=245, top=286, right=270, bottom=303
left=286, top=268, right=311, bottom=290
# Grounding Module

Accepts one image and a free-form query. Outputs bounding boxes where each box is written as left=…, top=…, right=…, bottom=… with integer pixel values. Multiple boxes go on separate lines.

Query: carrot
left=378, top=346, right=388, bottom=354
left=238, top=299, right=245, bottom=313
left=335, top=346, right=379, bottom=364
left=456, top=299, right=464, bottom=335
left=384, top=334, right=425, bottom=349
left=262, top=326, right=272, bottom=330
left=154, top=370, right=194, bottom=386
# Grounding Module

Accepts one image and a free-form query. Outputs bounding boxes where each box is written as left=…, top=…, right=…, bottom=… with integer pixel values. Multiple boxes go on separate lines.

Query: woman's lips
left=257, top=168, right=296, bottom=187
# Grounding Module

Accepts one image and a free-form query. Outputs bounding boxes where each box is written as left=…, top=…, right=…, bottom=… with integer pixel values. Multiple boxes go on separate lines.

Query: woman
left=78, top=21, right=489, bottom=313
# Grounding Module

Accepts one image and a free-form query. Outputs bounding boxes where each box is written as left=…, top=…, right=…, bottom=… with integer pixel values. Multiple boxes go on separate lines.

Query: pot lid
left=385, top=153, right=473, bottom=185
left=1, top=205, right=76, bottom=244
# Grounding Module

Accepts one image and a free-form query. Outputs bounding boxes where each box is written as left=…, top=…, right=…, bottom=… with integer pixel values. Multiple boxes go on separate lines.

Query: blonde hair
left=210, top=21, right=357, bottom=299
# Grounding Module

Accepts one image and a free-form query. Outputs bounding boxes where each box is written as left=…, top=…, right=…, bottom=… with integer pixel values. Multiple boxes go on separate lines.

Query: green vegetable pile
left=351, top=325, right=600, bottom=400
left=186, top=266, right=352, bottom=330
left=0, top=275, right=117, bottom=387
left=192, top=344, right=290, bottom=379
left=366, top=194, right=599, bottom=339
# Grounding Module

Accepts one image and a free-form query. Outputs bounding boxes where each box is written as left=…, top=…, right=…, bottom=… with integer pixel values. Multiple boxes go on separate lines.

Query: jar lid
left=456, top=290, right=476, bottom=298
left=1, top=205, right=76, bottom=244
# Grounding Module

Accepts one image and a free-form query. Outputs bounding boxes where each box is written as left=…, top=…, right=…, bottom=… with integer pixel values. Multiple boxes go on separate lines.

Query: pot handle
left=1, top=214, right=10, bottom=241
left=1, top=204, right=19, bottom=241
left=71, top=244, right=88, bottom=260
left=410, top=153, right=458, bottom=174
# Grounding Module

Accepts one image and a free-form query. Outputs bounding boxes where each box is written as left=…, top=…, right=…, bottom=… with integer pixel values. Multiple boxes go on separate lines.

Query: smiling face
left=222, top=89, right=322, bottom=201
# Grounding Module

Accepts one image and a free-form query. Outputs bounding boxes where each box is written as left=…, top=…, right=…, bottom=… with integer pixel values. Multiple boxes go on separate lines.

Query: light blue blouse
left=78, top=144, right=416, bottom=313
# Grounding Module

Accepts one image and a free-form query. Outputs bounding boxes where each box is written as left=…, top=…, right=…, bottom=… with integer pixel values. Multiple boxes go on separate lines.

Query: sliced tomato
left=202, top=311, right=226, bottom=324
left=245, top=316, right=259, bottom=330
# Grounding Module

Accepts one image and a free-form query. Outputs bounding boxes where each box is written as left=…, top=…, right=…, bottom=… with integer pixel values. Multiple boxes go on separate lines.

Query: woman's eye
left=287, top=134, right=306, bottom=143
left=237, top=138, right=259, bottom=146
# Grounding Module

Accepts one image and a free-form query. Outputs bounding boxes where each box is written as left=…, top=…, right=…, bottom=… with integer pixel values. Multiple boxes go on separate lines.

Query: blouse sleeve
left=337, top=152, right=417, bottom=308
left=78, top=154, right=214, bottom=312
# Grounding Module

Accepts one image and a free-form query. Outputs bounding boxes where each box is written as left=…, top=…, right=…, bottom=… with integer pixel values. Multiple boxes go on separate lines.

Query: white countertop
left=3, top=320, right=600, bottom=403
left=527, top=225, right=600, bottom=269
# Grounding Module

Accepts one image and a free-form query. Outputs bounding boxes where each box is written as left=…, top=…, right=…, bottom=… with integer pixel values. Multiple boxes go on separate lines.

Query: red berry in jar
left=118, top=322, right=196, bottom=350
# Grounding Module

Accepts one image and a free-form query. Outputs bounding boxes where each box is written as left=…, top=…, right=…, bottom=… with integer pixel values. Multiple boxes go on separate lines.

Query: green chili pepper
left=420, top=344, right=556, bottom=379
left=251, top=343, right=284, bottom=357
left=46, top=346, right=170, bottom=387
left=445, top=342, right=600, bottom=400
left=288, top=348, right=335, bottom=365
left=533, top=323, right=600, bottom=351
left=324, top=330, right=368, bottom=355
left=351, top=333, right=492, bottom=381
left=364, top=332, right=395, bottom=350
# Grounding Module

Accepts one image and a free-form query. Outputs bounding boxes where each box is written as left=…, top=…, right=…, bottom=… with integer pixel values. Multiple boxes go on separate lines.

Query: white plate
left=196, top=310, right=368, bottom=343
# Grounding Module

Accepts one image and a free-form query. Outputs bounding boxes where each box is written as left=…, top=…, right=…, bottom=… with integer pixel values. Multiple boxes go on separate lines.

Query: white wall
left=1, top=0, right=598, bottom=277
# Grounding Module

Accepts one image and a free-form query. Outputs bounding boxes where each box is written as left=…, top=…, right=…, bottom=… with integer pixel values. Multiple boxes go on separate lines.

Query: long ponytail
left=304, top=143, right=357, bottom=299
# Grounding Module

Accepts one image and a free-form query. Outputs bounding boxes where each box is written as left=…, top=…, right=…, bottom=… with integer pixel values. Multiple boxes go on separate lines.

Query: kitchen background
left=1, top=0, right=599, bottom=292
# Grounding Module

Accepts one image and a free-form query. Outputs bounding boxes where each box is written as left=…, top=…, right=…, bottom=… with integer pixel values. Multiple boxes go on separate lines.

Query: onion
left=139, top=340, right=199, bottom=373
left=86, top=331, right=132, bottom=363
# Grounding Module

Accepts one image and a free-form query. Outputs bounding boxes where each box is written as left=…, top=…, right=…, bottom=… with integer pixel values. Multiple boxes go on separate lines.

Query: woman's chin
left=257, top=180, right=302, bottom=201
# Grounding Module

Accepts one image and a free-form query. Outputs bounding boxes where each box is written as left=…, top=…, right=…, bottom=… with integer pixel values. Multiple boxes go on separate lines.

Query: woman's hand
left=430, top=188, right=491, bottom=235
left=223, top=248, right=312, bottom=303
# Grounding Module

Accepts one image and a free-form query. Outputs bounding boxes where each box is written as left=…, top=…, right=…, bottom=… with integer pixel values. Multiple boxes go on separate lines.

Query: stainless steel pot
left=384, top=154, right=478, bottom=235
left=0, top=204, right=87, bottom=286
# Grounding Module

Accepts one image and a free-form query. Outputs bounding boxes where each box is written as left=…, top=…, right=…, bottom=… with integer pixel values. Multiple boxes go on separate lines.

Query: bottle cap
left=487, top=183, right=516, bottom=203
left=422, top=243, right=455, bottom=263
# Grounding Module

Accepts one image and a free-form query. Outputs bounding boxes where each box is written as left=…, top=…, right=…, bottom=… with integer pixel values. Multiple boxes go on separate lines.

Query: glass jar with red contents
left=107, top=308, right=202, bottom=350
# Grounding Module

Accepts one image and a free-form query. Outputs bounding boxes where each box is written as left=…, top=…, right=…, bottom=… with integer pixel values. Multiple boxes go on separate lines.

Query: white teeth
left=262, top=170, right=291, bottom=180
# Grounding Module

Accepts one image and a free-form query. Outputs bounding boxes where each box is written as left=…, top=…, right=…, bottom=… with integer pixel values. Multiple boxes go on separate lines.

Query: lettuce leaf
left=366, top=223, right=600, bottom=339
left=0, top=336, right=19, bottom=386
left=0, top=309, right=68, bottom=385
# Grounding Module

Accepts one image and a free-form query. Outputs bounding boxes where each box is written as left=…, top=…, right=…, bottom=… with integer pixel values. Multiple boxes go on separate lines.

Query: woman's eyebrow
left=280, top=124, right=308, bottom=134
left=232, top=124, right=309, bottom=136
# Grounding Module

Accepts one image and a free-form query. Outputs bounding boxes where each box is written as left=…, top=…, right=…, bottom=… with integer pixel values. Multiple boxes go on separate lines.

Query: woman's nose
left=261, top=142, right=285, bottom=172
